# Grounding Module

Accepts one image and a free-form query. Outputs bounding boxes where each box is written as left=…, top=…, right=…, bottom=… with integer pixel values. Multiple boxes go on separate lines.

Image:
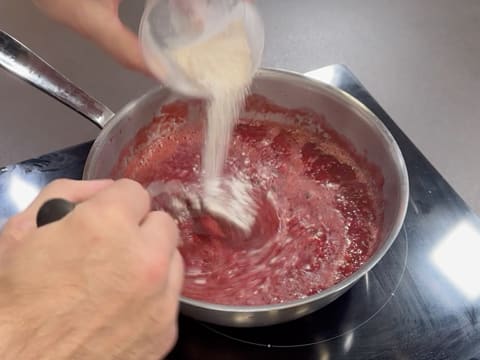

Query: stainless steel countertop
left=1, top=0, right=479, bottom=212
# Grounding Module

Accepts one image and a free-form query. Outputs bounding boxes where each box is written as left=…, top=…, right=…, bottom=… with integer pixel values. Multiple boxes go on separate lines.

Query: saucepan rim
left=83, top=67, right=409, bottom=314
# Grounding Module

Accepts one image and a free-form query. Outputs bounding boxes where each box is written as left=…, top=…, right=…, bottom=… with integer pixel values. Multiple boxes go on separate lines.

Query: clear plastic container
left=139, top=0, right=264, bottom=98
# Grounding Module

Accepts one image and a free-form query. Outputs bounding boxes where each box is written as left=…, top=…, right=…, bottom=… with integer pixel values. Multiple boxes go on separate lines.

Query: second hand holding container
left=139, top=0, right=264, bottom=98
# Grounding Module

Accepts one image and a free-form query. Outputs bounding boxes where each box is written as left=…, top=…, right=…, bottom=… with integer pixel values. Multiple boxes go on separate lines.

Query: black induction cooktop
left=1, top=65, right=479, bottom=360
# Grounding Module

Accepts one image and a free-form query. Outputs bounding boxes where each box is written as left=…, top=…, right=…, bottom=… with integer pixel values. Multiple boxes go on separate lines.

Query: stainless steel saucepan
left=0, top=30, right=409, bottom=327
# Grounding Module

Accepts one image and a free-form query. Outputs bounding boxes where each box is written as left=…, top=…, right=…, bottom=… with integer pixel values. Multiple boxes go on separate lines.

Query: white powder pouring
left=165, top=20, right=258, bottom=232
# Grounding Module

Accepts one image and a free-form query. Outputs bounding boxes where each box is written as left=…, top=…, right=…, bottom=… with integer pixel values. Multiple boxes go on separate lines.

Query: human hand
left=32, top=0, right=150, bottom=74
left=0, top=179, right=183, bottom=360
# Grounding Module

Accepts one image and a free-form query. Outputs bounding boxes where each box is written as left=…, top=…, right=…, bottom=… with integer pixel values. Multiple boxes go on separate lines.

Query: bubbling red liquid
left=112, top=95, right=384, bottom=306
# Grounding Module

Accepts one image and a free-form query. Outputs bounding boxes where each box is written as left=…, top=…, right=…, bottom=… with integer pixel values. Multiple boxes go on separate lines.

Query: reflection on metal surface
left=8, top=174, right=40, bottom=212
left=305, top=66, right=338, bottom=85
left=431, top=220, right=480, bottom=301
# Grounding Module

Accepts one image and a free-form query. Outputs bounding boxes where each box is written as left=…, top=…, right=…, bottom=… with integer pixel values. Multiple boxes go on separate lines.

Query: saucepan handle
left=0, top=30, right=114, bottom=129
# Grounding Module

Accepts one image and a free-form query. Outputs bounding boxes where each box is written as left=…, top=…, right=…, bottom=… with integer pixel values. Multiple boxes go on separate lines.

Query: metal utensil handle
left=0, top=30, right=114, bottom=129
